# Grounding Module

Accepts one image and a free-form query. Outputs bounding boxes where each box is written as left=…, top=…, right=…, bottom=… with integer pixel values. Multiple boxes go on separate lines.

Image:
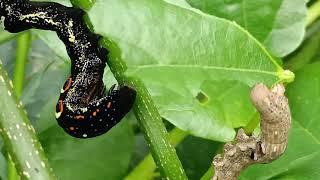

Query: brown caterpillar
left=213, top=83, right=291, bottom=180
left=250, top=83, right=291, bottom=161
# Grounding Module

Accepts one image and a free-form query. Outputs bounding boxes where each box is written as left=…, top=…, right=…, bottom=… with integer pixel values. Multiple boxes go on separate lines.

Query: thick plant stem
left=125, top=128, right=188, bottom=180
left=73, top=0, right=188, bottom=178
left=113, top=76, right=188, bottom=179
left=95, top=21, right=188, bottom=180
left=0, top=63, right=55, bottom=179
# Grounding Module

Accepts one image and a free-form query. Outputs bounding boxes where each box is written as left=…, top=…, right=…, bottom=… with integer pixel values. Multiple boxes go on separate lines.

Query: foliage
left=0, top=0, right=319, bottom=179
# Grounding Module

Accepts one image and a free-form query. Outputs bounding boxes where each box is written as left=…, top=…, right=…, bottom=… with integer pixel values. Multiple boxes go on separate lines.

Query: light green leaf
left=88, top=0, right=292, bottom=141
left=186, top=0, right=308, bottom=57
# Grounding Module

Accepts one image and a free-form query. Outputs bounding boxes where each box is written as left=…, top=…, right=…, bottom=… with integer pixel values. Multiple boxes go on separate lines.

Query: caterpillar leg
left=55, top=85, right=136, bottom=138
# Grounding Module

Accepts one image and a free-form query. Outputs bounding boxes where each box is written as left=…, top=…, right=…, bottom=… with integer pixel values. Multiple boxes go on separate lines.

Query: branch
left=213, top=83, right=291, bottom=180
left=307, top=0, right=320, bottom=27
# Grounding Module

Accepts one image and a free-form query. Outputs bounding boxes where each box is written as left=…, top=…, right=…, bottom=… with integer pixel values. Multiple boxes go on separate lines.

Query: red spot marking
left=59, top=100, right=64, bottom=113
left=64, top=78, right=72, bottom=91
left=96, top=109, right=100, bottom=112
left=69, top=127, right=75, bottom=131
left=93, top=111, right=97, bottom=116
left=107, top=102, right=112, bottom=109
left=74, top=115, right=85, bottom=120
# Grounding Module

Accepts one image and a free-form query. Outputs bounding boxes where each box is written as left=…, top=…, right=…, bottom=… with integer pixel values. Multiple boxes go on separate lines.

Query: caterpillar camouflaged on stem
left=250, top=83, right=291, bottom=161
left=213, top=83, right=291, bottom=180
left=0, top=0, right=136, bottom=138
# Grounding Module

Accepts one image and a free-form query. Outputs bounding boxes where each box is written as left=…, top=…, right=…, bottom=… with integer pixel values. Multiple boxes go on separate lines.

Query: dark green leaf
left=176, top=136, right=221, bottom=180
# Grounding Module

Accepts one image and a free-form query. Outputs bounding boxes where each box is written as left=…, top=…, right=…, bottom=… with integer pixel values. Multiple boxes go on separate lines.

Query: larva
left=250, top=83, right=291, bottom=160
left=0, top=0, right=136, bottom=138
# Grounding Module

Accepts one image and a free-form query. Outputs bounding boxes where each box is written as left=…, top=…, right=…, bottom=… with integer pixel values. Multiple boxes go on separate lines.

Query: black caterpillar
left=0, top=0, right=136, bottom=138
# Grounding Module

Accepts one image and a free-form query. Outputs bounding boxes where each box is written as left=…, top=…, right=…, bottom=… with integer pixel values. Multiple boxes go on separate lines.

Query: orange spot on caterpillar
left=74, top=115, right=85, bottom=120
left=69, top=127, right=75, bottom=131
left=93, top=111, right=97, bottom=116
left=59, top=100, right=64, bottom=113
left=96, top=109, right=100, bottom=112
left=107, top=102, right=112, bottom=109
left=64, top=78, right=72, bottom=91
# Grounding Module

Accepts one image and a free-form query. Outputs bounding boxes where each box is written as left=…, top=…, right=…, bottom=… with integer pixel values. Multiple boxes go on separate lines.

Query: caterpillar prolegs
left=0, top=0, right=136, bottom=138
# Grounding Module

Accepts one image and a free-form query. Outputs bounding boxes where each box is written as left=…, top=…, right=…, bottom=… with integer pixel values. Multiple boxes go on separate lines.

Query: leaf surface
left=87, top=0, right=291, bottom=141
left=186, top=0, right=308, bottom=57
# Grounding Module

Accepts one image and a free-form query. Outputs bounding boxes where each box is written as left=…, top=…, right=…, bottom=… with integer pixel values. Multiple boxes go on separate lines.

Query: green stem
left=0, top=63, right=56, bottom=179
left=75, top=0, right=188, bottom=177
left=70, top=0, right=95, bottom=11
left=307, top=0, right=320, bottom=27
left=71, top=0, right=189, bottom=178
left=125, top=128, right=189, bottom=180
left=13, top=32, right=31, bottom=98
left=6, top=31, right=31, bottom=180
left=243, top=112, right=260, bottom=134
left=116, top=76, right=187, bottom=179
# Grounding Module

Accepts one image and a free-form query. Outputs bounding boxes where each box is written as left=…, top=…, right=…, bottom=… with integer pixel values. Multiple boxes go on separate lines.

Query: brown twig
left=212, top=83, right=291, bottom=180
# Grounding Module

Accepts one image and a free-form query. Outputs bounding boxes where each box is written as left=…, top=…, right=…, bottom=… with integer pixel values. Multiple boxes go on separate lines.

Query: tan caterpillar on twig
left=213, top=83, right=291, bottom=180
left=251, top=83, right=291, bottom=161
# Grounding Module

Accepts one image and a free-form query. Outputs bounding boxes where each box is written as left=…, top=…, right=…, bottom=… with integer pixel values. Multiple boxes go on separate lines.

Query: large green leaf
left=87, top=0, right=292, bottom=141
left=186, top=0, right=308, bottom=57
left=240, top=63, right=320, bottom=179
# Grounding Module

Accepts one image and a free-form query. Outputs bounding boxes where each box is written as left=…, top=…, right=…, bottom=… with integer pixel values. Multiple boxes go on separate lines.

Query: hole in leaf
left=196, top=91, right=209, bottom=104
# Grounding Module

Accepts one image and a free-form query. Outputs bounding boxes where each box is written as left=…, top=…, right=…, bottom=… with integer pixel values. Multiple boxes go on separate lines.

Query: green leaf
left=186, top=0, right=308, bottom=57
left=38, top=121, right=134, bottom=180
left=285, top=20, right=320, bottom=71
left=88, top=0, right=292, bottom=141
left=239, top=63, right=320, bottom=179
